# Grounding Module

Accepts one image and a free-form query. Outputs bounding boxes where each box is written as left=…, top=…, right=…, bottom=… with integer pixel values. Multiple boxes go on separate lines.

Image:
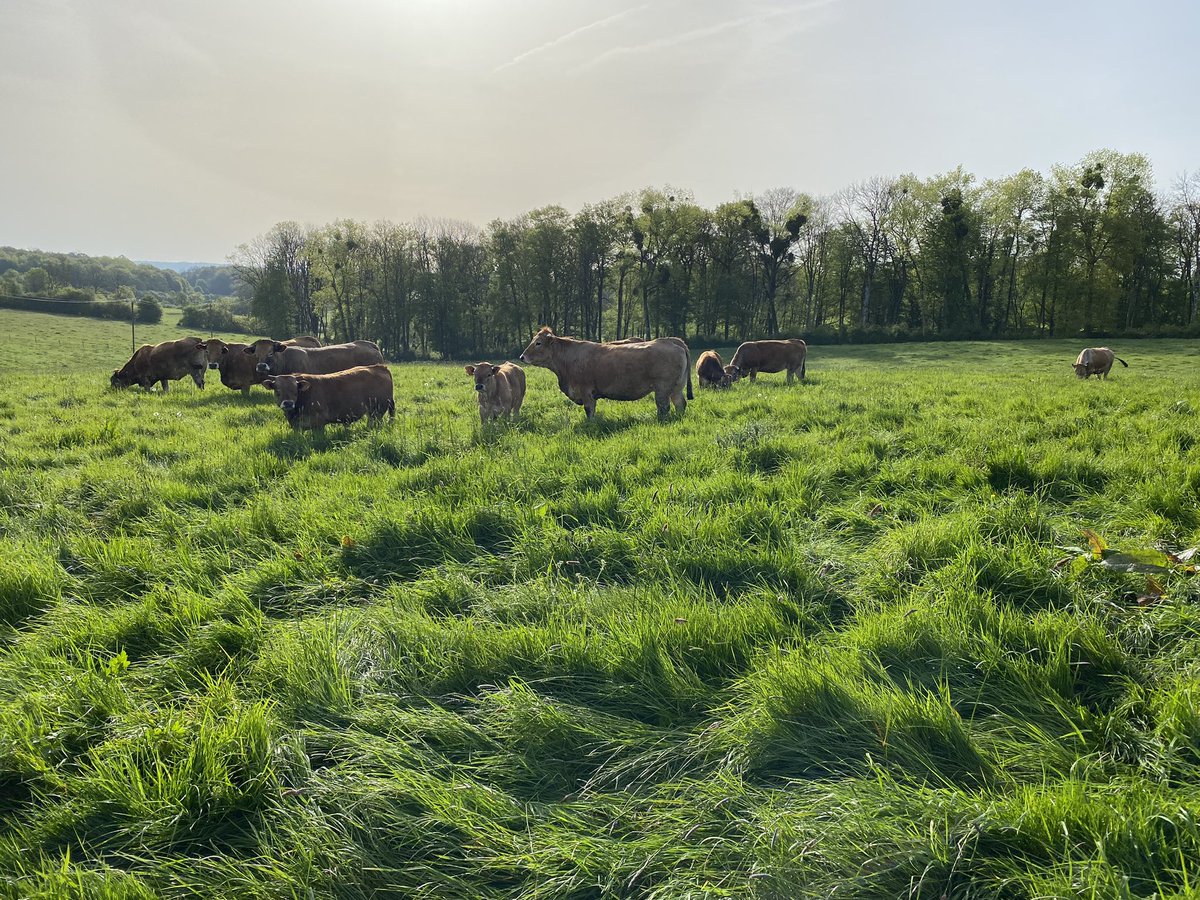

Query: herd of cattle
left=109, top=330, right=1127, bottom=429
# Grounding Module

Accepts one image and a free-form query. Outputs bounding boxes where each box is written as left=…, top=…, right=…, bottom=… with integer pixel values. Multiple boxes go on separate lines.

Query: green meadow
left=3, top=306, right=1200, bottom=898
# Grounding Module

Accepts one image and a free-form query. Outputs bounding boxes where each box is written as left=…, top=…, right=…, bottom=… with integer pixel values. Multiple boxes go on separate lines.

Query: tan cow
left=465, top=362, right=526, bottom=423
left=1073, top=347, right=1128, bottom=379
left=519, top=326, right=692, bottom=419
left=111, top=337, right=208, bottom=391
left=262, top=365, right=395, bottom=430
left=725, top=339, right=807, bottom=384
left=203, top=339, right=264, bottom=395
left=696, top=350, right=731, bottom=388
left=257, top=340, right=384, bottom=376
left=242, top=336, right=323, bottom=367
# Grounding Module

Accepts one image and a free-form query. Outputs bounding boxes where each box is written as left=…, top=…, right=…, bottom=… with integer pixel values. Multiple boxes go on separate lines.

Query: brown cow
left=725, top=339, right=807, bottom=384
left=202, top=339, right=264, bottom=395
left=519, top=326, right=692, bottom=419
left=257, top=340, right=384, bottom=376
left=465, top=362, right=526, bottom=423
left=262, top=365, right=395, bottom=430
left=111, top=337, right=208, bottom=391
left=696, top=350, right=731, bottom=388
left=1073, top=347, right=1128, bottom=379
left=242, top=336, right=323, bottom=367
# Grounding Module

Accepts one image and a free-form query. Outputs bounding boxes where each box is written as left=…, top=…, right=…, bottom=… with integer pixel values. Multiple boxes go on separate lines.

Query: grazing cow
left=262, top=365, right=395, bottom=430
left=257, top=340, right=384, bottom=376
left=202, top=339, right=264, bottom=395
left=242, top=336, right=323, bottom=367
left=1073, top=347, right=1128, bottom=379
left=111, top=337, right=208, bottom=391
left=725, top=339, right=807, bottom=384
left=465, top=362, right=526, bottom=423
left=519, top=326, right=692, bottom=419
left=696, top=350, right=731, bottom=388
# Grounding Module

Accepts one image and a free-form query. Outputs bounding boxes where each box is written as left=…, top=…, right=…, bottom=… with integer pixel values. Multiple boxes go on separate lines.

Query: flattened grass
left=3, top=314, right=1200, bottom=896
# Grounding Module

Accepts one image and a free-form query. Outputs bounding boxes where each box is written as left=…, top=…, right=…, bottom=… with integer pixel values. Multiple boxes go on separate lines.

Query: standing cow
left=465, top=362, right=526, bottom=423
left=696, top=350, right=731, bottom=388
left=262, top=365, right=395, bottom=430
left=202, top=339, right=265, bottom=395
left=257, top=340, right=384, bottom=376
left=725, top=339, right=807, bottom=384
left=1073, top=347, right=1128, bottom=379
left=242, top=336, right=322, bottom=367
left=111, top=337, right=208, bottom=391
left=519, top=326, right=691, bottom=419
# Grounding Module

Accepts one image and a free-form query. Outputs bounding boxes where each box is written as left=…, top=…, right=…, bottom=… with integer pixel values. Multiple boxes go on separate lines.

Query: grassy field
left=3, top=307, right=1200, bottom=898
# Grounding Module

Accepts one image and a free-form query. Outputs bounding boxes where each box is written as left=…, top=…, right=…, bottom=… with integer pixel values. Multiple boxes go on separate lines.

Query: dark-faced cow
left=519, top=327, right=691, bottom=419
left=465, top=362, right=526, bottom=423
left=262, top=365, right=395, bottom=430
left=111, top=337, right=208, bottom=391
left=696, top=350, right=731, bottom=388
left=256, top=340, right=384, bottom=376
left=1073, top=347, right=1128, bottom=379
left=725, top=339, right=807, bottom=384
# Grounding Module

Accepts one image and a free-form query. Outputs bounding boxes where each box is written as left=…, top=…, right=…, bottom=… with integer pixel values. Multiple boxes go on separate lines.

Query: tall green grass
left=3, top=311, right=1200, bottom=896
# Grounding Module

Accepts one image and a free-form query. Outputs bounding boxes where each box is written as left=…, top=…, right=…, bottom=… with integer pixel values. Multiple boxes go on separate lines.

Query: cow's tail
left=686, top=355, right=694, bottom=400
left=801, top=355, right=807, bottom=380
left=1116, top=356, right=1128, bottom=368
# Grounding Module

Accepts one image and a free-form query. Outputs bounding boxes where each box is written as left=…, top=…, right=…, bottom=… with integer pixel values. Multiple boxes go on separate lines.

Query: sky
left=1, top=0, right=1197, bottom=262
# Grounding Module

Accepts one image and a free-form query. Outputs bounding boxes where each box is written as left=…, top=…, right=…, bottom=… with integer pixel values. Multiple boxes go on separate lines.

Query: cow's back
left=296, top=364, right=393, bottom=427
left=279, top=340, right=383, bottom=374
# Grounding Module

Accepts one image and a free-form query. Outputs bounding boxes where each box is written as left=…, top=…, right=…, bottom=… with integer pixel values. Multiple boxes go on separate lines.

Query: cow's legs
left=749, top=371, right=757, bottom=382
left=655, top=391, right=671, bottom=418
left=670, top=390, right=686, bottom=415
left=787, top=368, right=794, bottom=384
left=161, top=380, right=169, bottom=392
left=583, top=398, right=597, bottom=418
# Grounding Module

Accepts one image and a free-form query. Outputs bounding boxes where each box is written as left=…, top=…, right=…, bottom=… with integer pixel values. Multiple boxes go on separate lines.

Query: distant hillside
left=135, top=260, right=222, bottom=273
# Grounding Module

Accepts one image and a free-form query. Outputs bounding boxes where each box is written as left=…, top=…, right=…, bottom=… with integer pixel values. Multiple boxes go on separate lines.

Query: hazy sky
left=1, top=0, right=1197, bottom=261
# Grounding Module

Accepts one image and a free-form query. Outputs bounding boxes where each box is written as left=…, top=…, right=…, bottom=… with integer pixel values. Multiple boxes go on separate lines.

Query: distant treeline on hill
left=0, top=247, right=242, bottom=302
left=0, top=293, right=163, bottom=324
left=230, top=148, right=1200, bottom=359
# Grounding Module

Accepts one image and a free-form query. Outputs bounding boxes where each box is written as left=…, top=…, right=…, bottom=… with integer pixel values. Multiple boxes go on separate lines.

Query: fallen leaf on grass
left=1083, top=529, right=1107, bottom=559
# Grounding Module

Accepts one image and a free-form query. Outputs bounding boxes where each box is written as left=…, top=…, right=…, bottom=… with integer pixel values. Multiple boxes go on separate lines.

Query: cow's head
left=519, top=327, right=555, bottom=366
left=465, top=362, right=501, bottom=394
left=262, top=375, right=308, bottom=417
left=256, top=343, right=289, bottom=376
left=110, top=369, right=131, bottom=389
left=186, top=342, right=208, bottom=388
left=204, top=338, right=230, bottom=369
left=1073, top=363, right=1088, bottom=378
left=723, top=364, right=743, bottom=383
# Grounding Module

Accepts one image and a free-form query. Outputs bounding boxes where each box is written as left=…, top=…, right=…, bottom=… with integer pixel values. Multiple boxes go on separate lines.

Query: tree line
left=235, top=150, right=1200, bottom=358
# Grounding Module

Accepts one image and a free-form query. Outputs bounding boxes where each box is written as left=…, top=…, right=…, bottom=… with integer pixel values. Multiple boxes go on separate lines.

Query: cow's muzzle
left=280, top=400, right=295, bottom=411
left=208, top=362, right=219, bottom=370
left=475, top=383, right=484, bottom=392
left=256, top=362, right=270, bottom=374
left=519, top=354, right=525, bottom=362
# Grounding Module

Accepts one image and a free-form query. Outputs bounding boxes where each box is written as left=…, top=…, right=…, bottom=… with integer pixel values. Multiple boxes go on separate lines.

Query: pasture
left=3, top=307, right=1200, bottom=898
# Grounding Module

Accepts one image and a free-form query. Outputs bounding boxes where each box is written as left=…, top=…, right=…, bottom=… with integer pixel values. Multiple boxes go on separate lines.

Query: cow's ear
left=465, top=365, right=476, bottom=375
left=242, top=346, right=256, bottom=354
left=197, top=341, right=207, bottom=349
left=262, top=378, right=275, bottom=389
left=296, top=379, right=311, bottom=393
left=272, top=342, right=286, bottom=352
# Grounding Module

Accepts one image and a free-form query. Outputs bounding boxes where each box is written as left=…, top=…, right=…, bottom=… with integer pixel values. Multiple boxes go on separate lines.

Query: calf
left=262, top=365, right=395, bottom=430
left=465, top=362, right=526, bottom=423
left=1073, top=347, right=1128, bottom=379
left=695, top=350, right=730, bottom=388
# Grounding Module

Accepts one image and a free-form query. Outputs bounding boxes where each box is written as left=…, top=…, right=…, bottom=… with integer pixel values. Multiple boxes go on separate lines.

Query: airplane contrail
left=492, top=4, right=650, bottom=75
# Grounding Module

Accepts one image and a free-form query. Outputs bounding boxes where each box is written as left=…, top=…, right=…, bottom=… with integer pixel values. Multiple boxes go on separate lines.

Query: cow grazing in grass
left=242, top=336, right=323, bottom=368
left=465, top=362, right=526, bottom=423
left=696, top=350, right=731, bottom=388
left=262, top=365, right=394, bottom=430
left=202, top=339, right=264, bottom=395
left=257, top=340, right=383, bottom=376
left=519, top=326, right=691, bottom=419
left=1073, top=347, right=1128, bottom=379
left=725, top=339, right=807, bottom=384
left=111, top=337, right=208, bottom=391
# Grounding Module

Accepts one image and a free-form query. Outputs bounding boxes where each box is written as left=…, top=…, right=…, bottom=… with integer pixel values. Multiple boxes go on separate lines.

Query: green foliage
left=2, top=308, right=1200, bottom=895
